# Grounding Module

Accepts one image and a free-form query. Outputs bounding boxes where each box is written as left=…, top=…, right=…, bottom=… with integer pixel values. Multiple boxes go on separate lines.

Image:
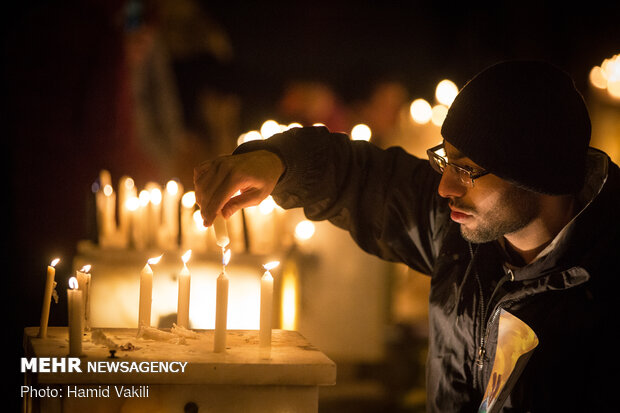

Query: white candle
left=161, top=180, right=183, bottom=249
left=118, top=176, right=137, bottom=246
left=75, top=265, right=92, bottom=331
left=245, top=197, right=277, bottom=254
left=260, top=261, right=280, bottom=354
left=180, top=191, right=195, bottom=250
left=138, top=255, right=162, bottom=329
left=177, top=250, right=192, bottom=328
left=213, top=214, right=230, bottom=248
left=67, top=277, right=83, bottom=356
left=96, top=170, right=117, bottom=247
left=214, top=249, right=231, bottom=353
left=38, top=258, right=60, bottom=338
left=145, top=183, right=162, bottom=248
left=192, top=209, right=209, bottom=253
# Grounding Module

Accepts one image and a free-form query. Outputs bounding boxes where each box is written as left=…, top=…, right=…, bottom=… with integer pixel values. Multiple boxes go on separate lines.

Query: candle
left=214, top=249, right=231, bottom=353
left=96, top=170, right=117, bottom=247
left=260, top=261, right=280, bottom=355
left=67, top=277, right=83, bottom=356
left=192, top=210, right=209, bottom=253
left=38, top=258, right=60, bottom=338
left=161, top=180, right=183, bottom=249
left=244, top=197, right=277, bottom=254
left=138, top=255, right=162, bottom=329
left=145, top=183, right=162, bottom=248
left=177, top=250, right=192, bottom=328
left=213, top=214, right=230, bottom=248
left=118, top=176, right=137, bottom=246
left=75, top=265, right=92, bottom=331
left=181, top=191, right=195, bottom=249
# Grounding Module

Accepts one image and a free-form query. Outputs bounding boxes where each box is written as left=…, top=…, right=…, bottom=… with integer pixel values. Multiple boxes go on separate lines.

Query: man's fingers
left=193, top=150, right=284, bottom=226
left=204, top=169, right=253, bottom=225
left=194, top=158, right=233, bottom=225
left=221, top=188, right=266, bottom=218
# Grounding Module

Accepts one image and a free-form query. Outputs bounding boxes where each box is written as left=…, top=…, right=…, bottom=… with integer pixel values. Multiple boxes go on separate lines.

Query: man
left=194, top=61, right=619, bottom=411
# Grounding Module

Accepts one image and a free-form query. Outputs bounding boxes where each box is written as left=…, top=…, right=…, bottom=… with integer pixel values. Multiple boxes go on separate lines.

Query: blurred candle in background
left=161, top=179, right=183, bottom=250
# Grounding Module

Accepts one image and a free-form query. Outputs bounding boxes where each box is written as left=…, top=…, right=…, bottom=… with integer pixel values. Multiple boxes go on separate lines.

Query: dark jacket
left=236, top=126, right=620, bottom=412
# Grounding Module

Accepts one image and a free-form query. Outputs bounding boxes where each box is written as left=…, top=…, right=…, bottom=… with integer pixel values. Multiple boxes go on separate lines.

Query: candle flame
left=193, top=210, right=206, bottom=230
left=263, top=261, right=280, bottom=271
left=103, top=184, right=113, bottom=197
left=150, top=188, right=162, bottom=205
left=166, top=180, right=179, bottom=196
left=126, top=196, right=140, bottom=211
left=148, top=255, right=163, bottom=265
left=68, top=277, right=78, bottom=290
left=139, top=190, right=150, bottom=206
left=123, top=177, right=135, bottom=190
left=258, top=196, right=277, bottom=215
left=222, top=249, right=232, bottom=266
left=80, top=265, right=91, bottom=273
left=182, top=191, right=196, bottom=208
left=182, top=249, right=192, bottom=264
left=50, top=258, right=60, bottom=267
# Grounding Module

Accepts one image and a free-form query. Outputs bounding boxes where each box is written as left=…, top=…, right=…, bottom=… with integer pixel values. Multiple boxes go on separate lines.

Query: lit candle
left=138, top=255, right=162, bottom=329
left=161, top=180, right=183, bottom=249
left=177, top=250, right=192, bottom=328
left=125, top=195, right=142, bottom=249
left=118, top=176, right=137, bottom=246
left=180, top=191, right=195, bottom=249
left=38, top=258, right=60, bottom=338
left=214, top=249, right=231, bottom=353
left=244, top=197, right=277, bottom=254
left=96, top=170, right=117, bottom=247
left=192, top=209, right=209, bottom=253
left=213, top=214, right=230, bottom=248
left=75, top=265, right=92, bottom=331
left=145, top=183, right=162, bottom=248
left=260, top=261, right=280, bottom=355
left=67, top=277, right=83, bottom=356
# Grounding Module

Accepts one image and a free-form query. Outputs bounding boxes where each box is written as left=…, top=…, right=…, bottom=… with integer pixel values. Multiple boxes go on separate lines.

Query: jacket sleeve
left=234, top=126, right=450, bottom=274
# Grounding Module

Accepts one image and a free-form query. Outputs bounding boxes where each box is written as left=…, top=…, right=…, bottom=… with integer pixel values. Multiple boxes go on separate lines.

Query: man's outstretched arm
left=194, top=126, right=447, bottom=273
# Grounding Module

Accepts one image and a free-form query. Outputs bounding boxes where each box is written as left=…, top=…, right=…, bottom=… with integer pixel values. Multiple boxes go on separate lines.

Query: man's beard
left=453, top=186, right=541, bottom=244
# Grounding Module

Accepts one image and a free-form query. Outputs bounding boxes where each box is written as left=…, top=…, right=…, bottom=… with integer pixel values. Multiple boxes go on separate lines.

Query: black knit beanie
left=440, top=60, right=591, bottom=195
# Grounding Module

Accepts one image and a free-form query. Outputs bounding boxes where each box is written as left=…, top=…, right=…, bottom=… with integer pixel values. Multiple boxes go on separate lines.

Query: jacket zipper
left=470, top=246, right=516, bottom=390
left=475, top=296, right=520, bottom=389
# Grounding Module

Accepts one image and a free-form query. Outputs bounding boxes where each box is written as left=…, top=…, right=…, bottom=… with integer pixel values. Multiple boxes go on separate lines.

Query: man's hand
left=193, top=150, right=285, bottom=227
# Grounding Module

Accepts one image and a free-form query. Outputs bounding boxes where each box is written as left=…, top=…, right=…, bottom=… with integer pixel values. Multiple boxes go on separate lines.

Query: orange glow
left=410, top=99, right=433, bottom=124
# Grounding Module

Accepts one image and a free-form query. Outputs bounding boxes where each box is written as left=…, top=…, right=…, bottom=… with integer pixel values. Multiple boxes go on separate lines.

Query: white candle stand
left=22, top=327, right=336, bottom=413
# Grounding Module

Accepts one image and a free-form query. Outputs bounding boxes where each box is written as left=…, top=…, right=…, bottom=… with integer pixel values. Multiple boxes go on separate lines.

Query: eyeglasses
left=426, top=143, right=490, bottom=187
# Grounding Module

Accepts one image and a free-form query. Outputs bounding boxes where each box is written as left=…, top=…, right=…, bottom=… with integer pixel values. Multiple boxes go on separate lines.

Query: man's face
left=438, top=142, right=541, bottom=244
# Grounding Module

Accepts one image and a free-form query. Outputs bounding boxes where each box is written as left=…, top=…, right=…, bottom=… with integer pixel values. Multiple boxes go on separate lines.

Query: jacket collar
left=501, top=148, right=610, bottom=283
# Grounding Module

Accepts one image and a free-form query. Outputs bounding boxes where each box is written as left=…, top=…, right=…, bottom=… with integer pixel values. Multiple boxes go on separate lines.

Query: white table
left=22, top=327, right=336, bottom=413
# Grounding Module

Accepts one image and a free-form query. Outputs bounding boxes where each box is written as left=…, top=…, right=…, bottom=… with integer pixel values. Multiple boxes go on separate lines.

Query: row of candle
left=39, top=216, right=280, bottom=357
left=96, top=170, right=287, bottom=255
